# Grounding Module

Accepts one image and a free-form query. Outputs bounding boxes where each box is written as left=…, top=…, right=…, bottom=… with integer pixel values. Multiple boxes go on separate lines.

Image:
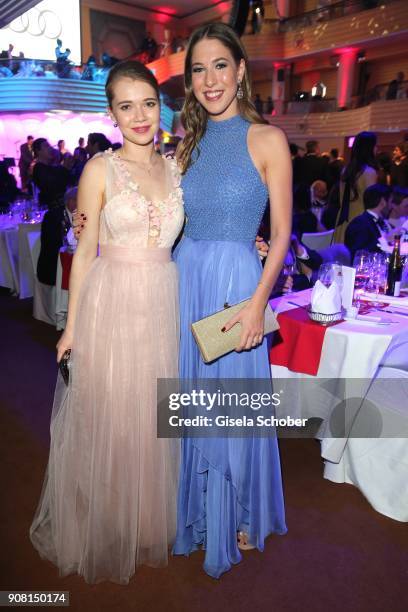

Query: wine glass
left=366, top=261, right=387, bottom=305
left=352, top=251, right=372, bottom=306
left=318, top=262, right=343, bottom=290
left=282, top=261, right=296, bottom=294
left=401, top=256, right=408, bottom=291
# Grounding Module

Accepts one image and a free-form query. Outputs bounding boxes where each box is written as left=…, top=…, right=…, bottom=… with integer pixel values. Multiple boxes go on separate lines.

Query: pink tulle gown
left=30, top=151, right=185, bottom=584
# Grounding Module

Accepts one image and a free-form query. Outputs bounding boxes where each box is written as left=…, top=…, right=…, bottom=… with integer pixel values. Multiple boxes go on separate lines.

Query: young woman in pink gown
left=30, top=62, right=184, bottom=584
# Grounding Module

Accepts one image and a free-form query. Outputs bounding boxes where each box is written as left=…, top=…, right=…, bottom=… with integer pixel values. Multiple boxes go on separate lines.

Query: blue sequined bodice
left=182, top=114, right=268, bottom=241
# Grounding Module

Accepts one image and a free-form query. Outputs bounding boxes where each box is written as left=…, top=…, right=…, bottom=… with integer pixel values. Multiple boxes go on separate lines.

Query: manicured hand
left=222, top=302, right=265, bottom=351
left=56, top=328, right=73, bottom=363
left=255, top=235, right=269, bottom=258
left=72, top=209, right=87, bottom=239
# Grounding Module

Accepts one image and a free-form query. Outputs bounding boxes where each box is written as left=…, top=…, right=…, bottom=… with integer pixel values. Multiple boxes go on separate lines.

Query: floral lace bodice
left=99, top=150, right=184, bottom=248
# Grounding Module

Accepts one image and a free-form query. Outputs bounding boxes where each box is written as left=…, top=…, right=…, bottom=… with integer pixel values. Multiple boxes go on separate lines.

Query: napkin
left=340, top=265, right=356, bottom=309
left=65, top=228, right=77, bottom=250
left=311, top=280, right=342, bottom=314
left=361, top=292, right=408, bottom=309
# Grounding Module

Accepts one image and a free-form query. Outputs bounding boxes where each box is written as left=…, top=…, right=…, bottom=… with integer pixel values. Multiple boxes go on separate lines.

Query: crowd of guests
left=0, top=40, right=121, bottom=83
left=0, top=31, right=191, bottom=82
left=258, top=132, right=408, bottom=296
left=344, top=183, right=408, bottom=261
left=0, top=133, right=116, bottom=291
left=2, top=128, right=407, bottom=300
left=15, top=133, right=114, bottom=207
left=289, top=135, right=407, bottom=232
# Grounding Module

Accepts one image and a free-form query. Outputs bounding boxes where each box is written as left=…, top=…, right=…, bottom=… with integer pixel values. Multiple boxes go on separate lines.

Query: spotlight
left=294, top=91, right=310, bottom=102
left=311, top=82, right=327, bottom=99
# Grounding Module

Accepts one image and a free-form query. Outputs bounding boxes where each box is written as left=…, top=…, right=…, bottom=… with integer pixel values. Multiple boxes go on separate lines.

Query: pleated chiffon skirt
left=30, top=245, right=180, bottom=584
left=173, top=238, right=287, bottom=578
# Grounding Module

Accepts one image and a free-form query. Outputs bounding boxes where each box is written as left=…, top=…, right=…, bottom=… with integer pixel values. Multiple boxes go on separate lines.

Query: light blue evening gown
left=173, top=114, right=287, bottom=578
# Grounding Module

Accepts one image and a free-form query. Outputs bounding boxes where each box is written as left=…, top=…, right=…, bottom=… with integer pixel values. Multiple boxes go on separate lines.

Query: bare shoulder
left=80, top=153, right=106, bottom=186
left=84, top=153, right=107, bottom=172
left=249, top=123, right=288, bottom=151
left=248, top=124, right=290, bottom=174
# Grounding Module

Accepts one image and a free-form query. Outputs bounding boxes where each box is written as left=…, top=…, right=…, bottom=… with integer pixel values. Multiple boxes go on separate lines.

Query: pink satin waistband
left=99, top=244, right=172, bottom=263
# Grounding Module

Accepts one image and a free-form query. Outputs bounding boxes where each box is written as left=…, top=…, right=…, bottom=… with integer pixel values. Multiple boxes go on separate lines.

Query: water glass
left=365, top=261, right=387, bottom=304
left=352, top=251, right=372, bottom=305
left=352, top=250, right=372, bottom=269
left=282, top=261, right=296, bottom=293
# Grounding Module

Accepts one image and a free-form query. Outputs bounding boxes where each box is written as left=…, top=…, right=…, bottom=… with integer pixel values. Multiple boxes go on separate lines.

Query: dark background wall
left=90, top=9, right=145, bottom=62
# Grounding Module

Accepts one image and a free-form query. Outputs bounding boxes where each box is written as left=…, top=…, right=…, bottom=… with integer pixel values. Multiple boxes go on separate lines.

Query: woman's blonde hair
left=177, top=22, right=267, bottom=174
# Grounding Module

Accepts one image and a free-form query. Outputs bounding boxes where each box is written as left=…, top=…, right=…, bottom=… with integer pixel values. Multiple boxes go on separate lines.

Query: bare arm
left=251, top=126, right=292, bottom=307
left=56, top=156, right=105, bottom=361
left=223, top=125, right=292, bottom=350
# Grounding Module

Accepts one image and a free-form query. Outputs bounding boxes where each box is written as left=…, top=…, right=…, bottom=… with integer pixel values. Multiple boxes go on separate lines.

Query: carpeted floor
left=0, top=288, right=407, bottom=612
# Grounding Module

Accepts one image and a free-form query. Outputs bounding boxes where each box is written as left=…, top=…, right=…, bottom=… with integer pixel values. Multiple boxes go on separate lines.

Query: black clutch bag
left=59, top=349, right=71, bottom=386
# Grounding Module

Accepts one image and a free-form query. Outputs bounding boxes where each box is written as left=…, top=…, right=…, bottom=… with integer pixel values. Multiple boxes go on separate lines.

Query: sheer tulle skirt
left=30, top=249, right=180, bottom=584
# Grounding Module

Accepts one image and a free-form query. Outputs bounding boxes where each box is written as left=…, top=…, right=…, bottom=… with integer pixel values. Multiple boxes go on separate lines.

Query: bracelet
left=258, top=280, right=272, bottom=291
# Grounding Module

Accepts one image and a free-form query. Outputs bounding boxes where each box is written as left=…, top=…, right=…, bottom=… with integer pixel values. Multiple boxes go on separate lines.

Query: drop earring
left=113, top=122, right=118, bottom=128
left=236, top=81, right=244, bottom=100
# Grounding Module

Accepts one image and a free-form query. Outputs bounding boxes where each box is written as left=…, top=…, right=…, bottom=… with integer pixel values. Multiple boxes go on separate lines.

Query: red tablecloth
left=60, top=251, right=73, bottom=291
left=269, top=307, right=330, bottom=376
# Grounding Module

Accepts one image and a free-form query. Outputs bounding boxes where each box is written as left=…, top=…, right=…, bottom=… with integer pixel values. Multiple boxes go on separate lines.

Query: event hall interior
left=0, top=1, right=407, bottom=611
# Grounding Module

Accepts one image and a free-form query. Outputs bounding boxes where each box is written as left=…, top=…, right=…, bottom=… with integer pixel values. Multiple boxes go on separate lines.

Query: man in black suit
left=327, top=148, right=344, bottom=190
left=37, top=187, right=77, bottom=286
left=32, top=138, right=71, bottom=209
left=391, top=141, right=408, bottom=188
left=19, top=135, right=34, bottom=191
left=297, top=140, right=329, bottom=187
left=345, top=184, right=390, bottom=262
left=290, top=143, right=303, bottom=187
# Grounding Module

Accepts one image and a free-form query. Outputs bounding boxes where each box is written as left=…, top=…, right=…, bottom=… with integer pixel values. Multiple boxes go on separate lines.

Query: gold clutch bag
left=191, top=299, right=280, bottom=364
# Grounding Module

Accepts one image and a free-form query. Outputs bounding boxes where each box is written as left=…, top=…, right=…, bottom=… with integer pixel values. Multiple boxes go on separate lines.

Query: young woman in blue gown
left=172, top=23, right=292, bottom=578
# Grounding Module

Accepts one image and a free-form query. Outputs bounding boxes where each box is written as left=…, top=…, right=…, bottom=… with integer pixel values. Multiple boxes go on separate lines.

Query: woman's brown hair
left=105, top=60, right=160, bottom=108
left=177, top=22, right=267, bottom=174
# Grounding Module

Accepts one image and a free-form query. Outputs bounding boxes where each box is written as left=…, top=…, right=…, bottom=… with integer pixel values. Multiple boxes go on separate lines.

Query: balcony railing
left=0, top=65, right=177, bottom=133
left=276, top=0, right=398, bottom=32
left=0, top=57, right=107, bottom=81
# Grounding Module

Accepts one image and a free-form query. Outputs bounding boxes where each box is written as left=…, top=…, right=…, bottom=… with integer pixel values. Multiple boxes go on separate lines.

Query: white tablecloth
left=55, top=251, right=68, bottom=330
left=270, top=289, right=408, bottom=521
left=271, top=289, right=408, bottom=380
left=0, top=220, right=41, bottom=298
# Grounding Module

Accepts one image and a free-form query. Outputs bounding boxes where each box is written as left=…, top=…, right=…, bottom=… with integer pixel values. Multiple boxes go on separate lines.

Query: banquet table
left=269, top=289, right=408, bottom=522
left=0, top=217, right=42, bottom=298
